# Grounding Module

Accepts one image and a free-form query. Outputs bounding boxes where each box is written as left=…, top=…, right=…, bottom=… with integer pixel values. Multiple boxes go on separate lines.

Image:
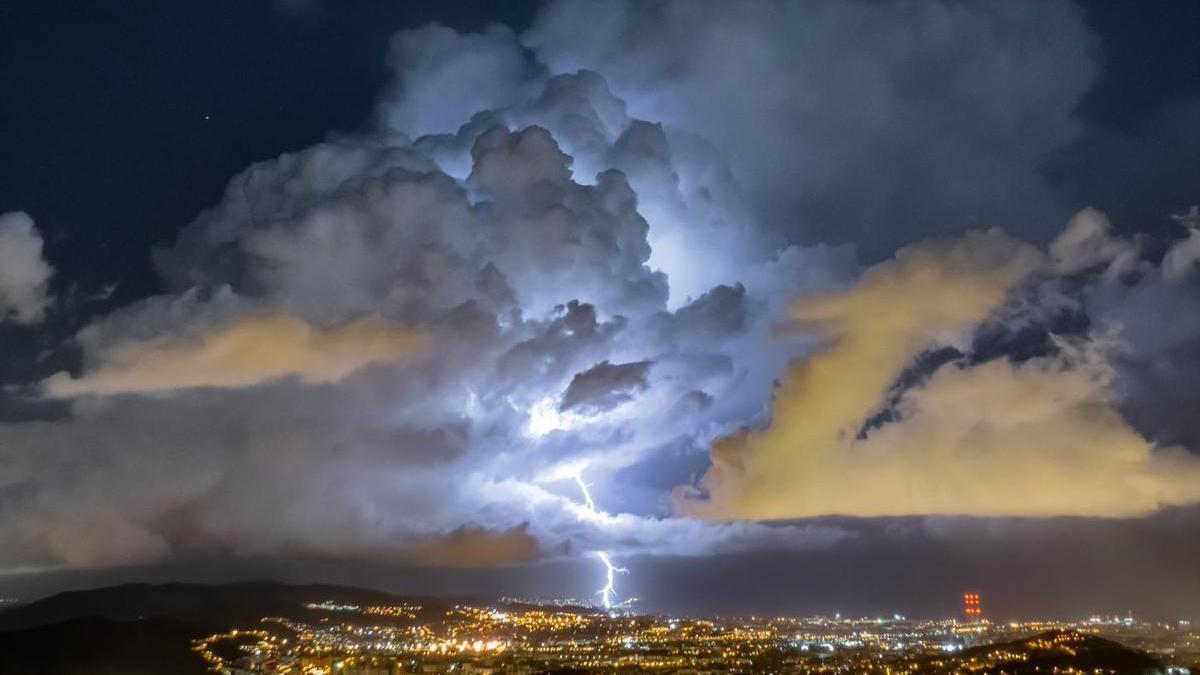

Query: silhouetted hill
left=0, top=615, right=212, bottom=675
left=0, top=580, right=425, bottom=631
left=0, top=581, right=458, bottom=675
left=925, top=629, right=1165, bottom=674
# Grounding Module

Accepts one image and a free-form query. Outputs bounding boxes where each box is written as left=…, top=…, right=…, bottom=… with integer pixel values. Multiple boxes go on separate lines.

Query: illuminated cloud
left=42, top=313, right=425, bottom=396
left=1161, top=207, right=1200, bottom=281
left=681, top=227, right=1200, bottom=520
left=1048, top=207, right=1139, bottom=278
left=378, top=24, right=542, bottom=139
left=398, top=525, right=542, bottom=568
left=526, top=0, right=1098, bottom=255
left=1, top=69, right=847, bottom=572
left=0, top=211, right=53, bottom=325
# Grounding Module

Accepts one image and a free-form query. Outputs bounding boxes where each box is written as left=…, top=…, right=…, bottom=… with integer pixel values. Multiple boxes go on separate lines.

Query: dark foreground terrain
left=914, top=629, right=1168, bottom=674
left=0, top=581, right=434, bottom=675
left=0, top=615, right=212, bottom=675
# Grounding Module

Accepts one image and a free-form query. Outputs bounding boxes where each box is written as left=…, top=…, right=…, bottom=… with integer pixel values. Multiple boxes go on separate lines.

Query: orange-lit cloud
left=679, top=230, right=1200, bottom=520
left=398, top=525, right=542, bottom=568
left=42, top=313, right=425, bottom=397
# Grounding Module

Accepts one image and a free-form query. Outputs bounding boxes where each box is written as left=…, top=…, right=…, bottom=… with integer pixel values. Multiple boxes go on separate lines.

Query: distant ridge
left=0, top=579, right=426, bottom=631
left=918, top=629, right=1166, bottom=675
left=0, top=580, right=584, bottom=675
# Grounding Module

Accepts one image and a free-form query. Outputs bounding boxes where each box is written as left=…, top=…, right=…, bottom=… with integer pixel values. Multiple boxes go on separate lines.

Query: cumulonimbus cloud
left=3, top=65, right=847, bottom=572
left=525, top=0, right=1098, bottom=257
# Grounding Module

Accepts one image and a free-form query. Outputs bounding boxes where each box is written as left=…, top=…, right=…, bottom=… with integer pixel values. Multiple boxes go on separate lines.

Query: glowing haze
left=3, top=0, right=1200, bottom=610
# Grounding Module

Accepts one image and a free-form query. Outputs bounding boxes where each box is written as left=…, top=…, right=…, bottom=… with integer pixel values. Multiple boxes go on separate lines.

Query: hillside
left=916, top=629, right=1167, bottom=674
left=0, top=615, right=213, bottom=675
left=0, top=579, right=426, bottom=631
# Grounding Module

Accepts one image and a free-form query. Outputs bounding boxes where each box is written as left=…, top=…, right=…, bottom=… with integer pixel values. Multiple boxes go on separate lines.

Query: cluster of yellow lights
left=362, top=603, right=421, bottom=619
left=187, top=603, right=1199, bottom=675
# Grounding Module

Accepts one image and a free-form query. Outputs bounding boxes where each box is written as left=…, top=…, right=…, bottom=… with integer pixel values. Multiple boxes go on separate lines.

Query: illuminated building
left=963, top=592, right=982, bottom=620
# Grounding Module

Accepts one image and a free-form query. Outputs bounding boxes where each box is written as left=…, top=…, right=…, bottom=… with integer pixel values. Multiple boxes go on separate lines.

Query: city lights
left=190, top=599, right=1200, bottom=674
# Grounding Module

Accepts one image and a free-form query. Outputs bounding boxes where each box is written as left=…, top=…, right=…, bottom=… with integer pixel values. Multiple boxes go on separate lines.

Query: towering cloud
left=526, top=0, right=1098, bottom=255
left=0, top=67, right=844, bottom=572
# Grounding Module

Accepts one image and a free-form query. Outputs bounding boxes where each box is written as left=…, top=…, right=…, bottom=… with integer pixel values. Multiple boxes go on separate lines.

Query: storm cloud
left=559, top=360, right=651, bottom=413
left=525, top=0, right=1099, bottom=255
left=3, top=0, right=1200, bottom=597
left=0, top=63, right=844, bottom=571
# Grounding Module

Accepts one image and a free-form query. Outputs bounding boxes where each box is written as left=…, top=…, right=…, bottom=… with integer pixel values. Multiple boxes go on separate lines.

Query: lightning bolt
left=571, top=468, right=629, bottom=610
left=594, top=551, right=628, bottom=610
left=572, top=471, right=597, bottom=512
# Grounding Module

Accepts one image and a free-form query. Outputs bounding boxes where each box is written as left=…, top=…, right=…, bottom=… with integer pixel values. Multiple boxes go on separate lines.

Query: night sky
left=2, top=0, right=1200, bottom=619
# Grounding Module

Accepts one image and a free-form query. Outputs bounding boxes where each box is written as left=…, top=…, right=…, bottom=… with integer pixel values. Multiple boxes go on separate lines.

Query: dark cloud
left=653, top=284, right=755, bottom=345
left=559, top=359, right=652, bottom=412
left=525, top=0, right=1099, bottom=256
left=399, top=524, right=542, bottom=568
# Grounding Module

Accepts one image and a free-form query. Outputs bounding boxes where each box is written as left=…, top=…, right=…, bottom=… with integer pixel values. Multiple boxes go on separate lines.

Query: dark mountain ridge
left=0, top=579, right=436, bottom=631
left=923, top=629, right=1168, bottom=675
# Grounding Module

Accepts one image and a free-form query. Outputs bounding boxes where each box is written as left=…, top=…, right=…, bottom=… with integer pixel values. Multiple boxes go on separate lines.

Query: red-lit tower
left=963, top=593, right=982, bottom=620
